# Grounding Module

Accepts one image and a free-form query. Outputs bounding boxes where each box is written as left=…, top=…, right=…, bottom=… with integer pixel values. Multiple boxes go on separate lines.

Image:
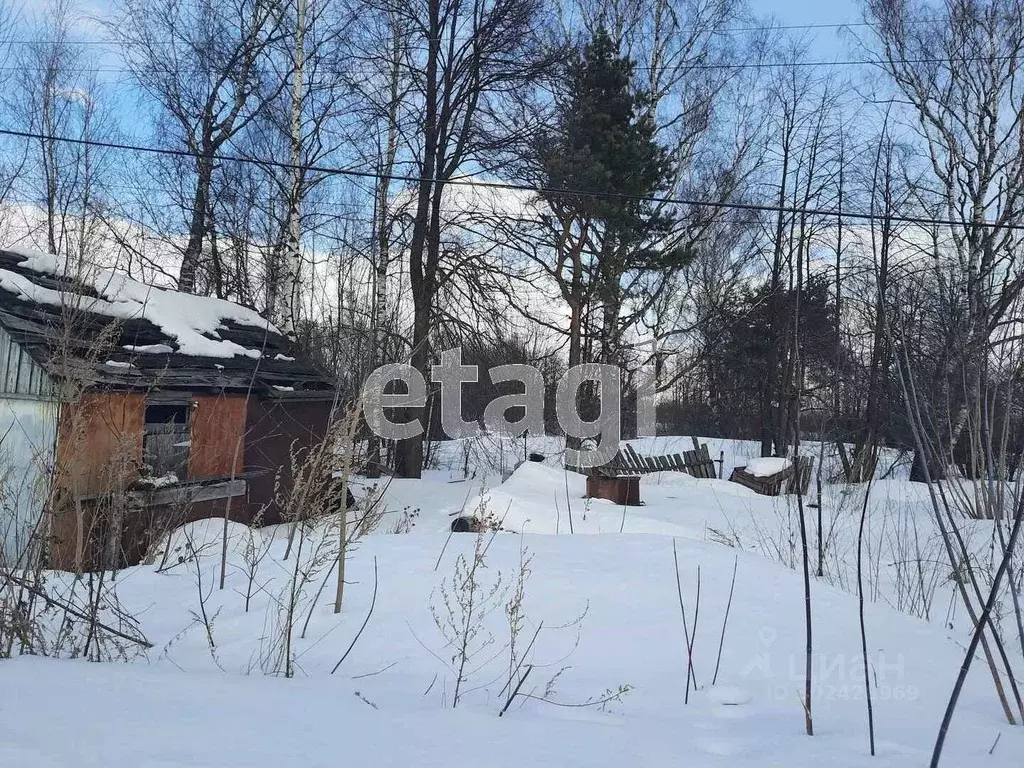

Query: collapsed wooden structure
left=578, top=437, right=815, bottom=502
left=606, top=440, right=720, bottom=478
left=728, top=456, right=814, bottom=497
left=579, top=438, right=723, bottom=506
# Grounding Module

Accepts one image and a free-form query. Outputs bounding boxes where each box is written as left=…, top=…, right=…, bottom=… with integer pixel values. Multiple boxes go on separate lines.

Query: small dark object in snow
left=528, top=452, right=546, bottom=463
left=451, top=516, right=476, bottom=532
left=323, top=482, right=357, bottom=516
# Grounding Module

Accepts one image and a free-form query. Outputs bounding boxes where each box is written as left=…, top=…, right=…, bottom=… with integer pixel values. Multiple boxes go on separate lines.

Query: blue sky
left=749, top=0, right=864, bottom=58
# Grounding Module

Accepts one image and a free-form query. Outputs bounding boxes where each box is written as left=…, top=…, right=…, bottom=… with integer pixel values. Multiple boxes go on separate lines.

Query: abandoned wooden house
left=0, top=248, right=337, bottom=570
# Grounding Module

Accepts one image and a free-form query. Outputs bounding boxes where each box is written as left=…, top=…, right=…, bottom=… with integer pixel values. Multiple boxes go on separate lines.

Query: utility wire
left=0, top=17, right=953, bottom=47
left=3, top=127, right=1023, bottom=232
left=0, top=52, right=1019, bottom=75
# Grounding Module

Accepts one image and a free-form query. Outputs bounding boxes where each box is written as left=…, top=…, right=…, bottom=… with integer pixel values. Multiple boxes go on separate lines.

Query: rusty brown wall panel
left=50, top=391, right=144, bottom=569
left=189, top=394, right=247, bottom=479
left=55, top=391, right=144, bottom=494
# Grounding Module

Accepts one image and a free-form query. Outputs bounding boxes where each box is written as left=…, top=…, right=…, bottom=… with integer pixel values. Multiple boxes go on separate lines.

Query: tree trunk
left=178, top=152, right=213, bottom=294
left=365, top=19, right=403, bottom=477
left=395, top=0, right=440, bottom=479
left=761, top=145, right=790, bottom=457
left=274, top=0, right=307, bottom=339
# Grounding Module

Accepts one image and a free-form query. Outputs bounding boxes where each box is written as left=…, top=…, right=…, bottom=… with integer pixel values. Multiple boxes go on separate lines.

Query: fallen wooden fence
left=569, top=437, right=722, bottom=479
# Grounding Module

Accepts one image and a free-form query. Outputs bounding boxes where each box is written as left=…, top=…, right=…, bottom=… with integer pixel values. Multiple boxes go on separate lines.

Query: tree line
left=1, top=0, right=1023, bottom=481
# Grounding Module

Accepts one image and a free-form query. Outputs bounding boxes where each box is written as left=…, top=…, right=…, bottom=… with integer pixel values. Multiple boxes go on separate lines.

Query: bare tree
left=374, top=0, right=553, bottom=477
left=110, top=0, right=290, bottom=293
left=867, top=0, right=1024, bottom=479
left=757, top=51, right=843, bottom=458
left=16, top=0, right=111, bottom=263
left=342, top=1, right=415, bottom=473
left=253, top=0, right=352, bottom=334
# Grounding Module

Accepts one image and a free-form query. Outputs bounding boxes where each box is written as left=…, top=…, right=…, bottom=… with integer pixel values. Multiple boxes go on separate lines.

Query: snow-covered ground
left=2, top=435, right=1020, bottom=767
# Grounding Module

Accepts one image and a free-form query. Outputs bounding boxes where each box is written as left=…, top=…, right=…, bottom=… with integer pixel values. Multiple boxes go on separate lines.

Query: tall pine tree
left=537, top=29, right=676, bottom=368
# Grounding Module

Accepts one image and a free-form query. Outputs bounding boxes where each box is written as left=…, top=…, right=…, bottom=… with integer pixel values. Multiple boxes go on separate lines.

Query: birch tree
left=17, top=0, right=110, bottom=263
left=111, top=0, right=290, bottom=294
left=867, top=0, right=1024, bottom=478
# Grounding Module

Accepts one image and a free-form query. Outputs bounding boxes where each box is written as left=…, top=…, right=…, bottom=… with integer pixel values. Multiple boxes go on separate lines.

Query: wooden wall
left=189, top=394, right=247, bottom=479
left=50, top=391, right=144, bottom=569
left=0, top=323, right=54, bottom=397
left=244, top=398, right=333, bottom=525
left=49, top=391, right=253, bottom=570
left=48, top=390, right=328, bottom=569
left=55, top=391, right=145, bottom=495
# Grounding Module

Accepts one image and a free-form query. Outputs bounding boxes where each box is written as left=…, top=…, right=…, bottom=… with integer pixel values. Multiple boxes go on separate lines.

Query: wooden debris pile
left=728, top=456, right=814, bottom=496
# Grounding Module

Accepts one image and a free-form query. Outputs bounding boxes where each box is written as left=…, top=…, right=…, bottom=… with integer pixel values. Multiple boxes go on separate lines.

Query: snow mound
left=147, top=519, right=261, bottom=566
left=744, top=456, right=791, bottom=477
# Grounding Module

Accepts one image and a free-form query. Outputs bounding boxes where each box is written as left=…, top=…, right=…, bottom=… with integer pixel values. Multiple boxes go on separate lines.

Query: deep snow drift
left=2, top=436, right=1020, bottom=767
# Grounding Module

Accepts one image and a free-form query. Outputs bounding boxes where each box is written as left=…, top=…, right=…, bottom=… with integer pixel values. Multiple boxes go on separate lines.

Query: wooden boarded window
left=143, top=401, right=191, bottom=479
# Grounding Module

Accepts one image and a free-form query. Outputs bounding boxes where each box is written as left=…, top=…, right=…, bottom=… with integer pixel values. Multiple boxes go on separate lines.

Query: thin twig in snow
left=712, top=557, right=738, bottom=687
left=330, top=556, right=378, bottom=674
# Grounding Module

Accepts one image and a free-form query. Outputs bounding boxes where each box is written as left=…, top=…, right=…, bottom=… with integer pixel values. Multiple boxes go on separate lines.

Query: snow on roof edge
left=0, top=247, right=281, bottom=360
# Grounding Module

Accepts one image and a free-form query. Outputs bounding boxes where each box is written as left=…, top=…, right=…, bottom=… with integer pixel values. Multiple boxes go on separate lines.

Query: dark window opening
left=143, top=401, right=191, bottom=480
left=146, top=403, right=189, bottom=424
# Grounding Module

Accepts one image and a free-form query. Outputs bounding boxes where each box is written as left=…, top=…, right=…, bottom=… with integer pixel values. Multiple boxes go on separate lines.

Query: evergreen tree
left=536, top=29, right=677, bottom=367
left=710, top=275, right=845, bottom=446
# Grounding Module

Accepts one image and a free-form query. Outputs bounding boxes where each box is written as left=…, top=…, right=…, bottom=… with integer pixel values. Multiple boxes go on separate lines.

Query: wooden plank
left=618, top=445, right=633, bottom=470
left=700, top=446, right=715, bottom=478
left=143, top=478, right=248, bottom=506
left=618, top=450, right=632, bottom=470
left=189, top=394, right=247, bottom=479
left=55, top=391, right=145, bottom=495
left=688, top=451, right=705, bottom=477
left=620, top=446, right=639, bottom=471
left=624, top=444, right=645, bottom=472
left=606, top=450, right=623, bottom=471
left=681, top=449, right=695, bottom=476
left=695, top=444, right=712, bottom=477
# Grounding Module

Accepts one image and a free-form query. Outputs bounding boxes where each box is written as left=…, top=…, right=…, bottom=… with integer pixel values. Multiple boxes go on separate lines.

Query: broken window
left=143, top=400, right=191, bottom=480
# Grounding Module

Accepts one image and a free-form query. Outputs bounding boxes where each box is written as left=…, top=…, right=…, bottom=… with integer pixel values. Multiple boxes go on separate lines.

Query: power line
left=0, top=16, right=951, bottom=47
left=0, top=51, right=1018, bottom=75
left=0, top=23, right=863, bottom=46
left=1, top=23, right=1014, bottom=74
left=2, top=127, right=1022, bottom=232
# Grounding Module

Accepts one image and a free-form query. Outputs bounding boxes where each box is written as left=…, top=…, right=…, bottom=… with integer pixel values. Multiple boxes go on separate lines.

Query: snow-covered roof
left=0, top=248, right=278, bottom=358
left=744, top=456, right=791, bottom=477
left=0, top=248, right=335, bottom=396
